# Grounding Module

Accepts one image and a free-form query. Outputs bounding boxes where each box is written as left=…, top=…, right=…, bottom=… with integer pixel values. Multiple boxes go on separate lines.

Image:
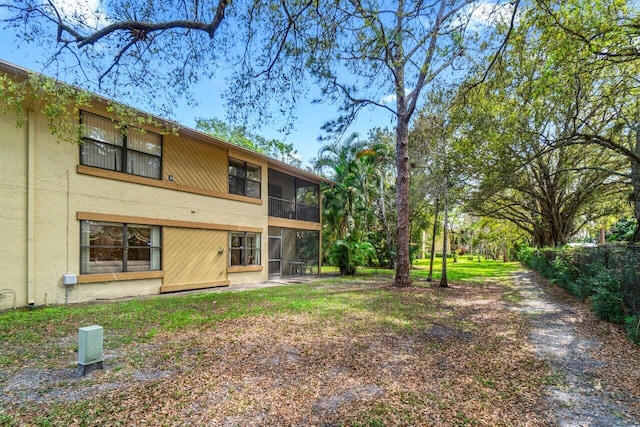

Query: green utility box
left=77, top=325, right=103, bottom=375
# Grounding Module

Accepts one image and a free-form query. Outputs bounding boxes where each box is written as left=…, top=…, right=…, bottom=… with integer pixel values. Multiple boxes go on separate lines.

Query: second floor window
left=229, top=158, right=261, bottom=198
left=80, top=111, right=162, bottom=180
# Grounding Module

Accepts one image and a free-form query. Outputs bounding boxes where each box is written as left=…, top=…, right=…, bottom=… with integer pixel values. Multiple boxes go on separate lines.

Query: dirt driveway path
left=513, top=271, right=640, bottom=426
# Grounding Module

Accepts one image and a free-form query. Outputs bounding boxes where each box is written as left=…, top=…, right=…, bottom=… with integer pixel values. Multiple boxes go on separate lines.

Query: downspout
left=27, top=110, right=36, bottom=306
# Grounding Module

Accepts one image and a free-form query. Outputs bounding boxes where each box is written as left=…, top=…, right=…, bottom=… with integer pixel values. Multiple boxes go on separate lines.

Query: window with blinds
left=80, top=220, right=161, bottom=274
left=80, top=111, right=162, bottom=180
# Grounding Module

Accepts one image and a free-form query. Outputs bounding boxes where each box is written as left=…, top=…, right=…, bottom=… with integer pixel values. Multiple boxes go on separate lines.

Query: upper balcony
left=268, top=169, right=320, bottom=223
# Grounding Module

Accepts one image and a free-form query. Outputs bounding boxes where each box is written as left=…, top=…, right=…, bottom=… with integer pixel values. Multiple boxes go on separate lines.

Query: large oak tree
left=457, top=3, right=631, bottom=246
left=533, top=0, right=640, bottom=241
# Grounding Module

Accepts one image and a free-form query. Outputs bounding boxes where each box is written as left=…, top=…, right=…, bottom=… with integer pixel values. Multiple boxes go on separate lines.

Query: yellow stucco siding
left=64, top=278, right=163, bottom=304
left=0, top=60, right=324, bottom=308
left=0, top=112, right=28, bottom=309
left=72, top=173, right=267, bottom=227
left=0, top=104, right=273, bottom=307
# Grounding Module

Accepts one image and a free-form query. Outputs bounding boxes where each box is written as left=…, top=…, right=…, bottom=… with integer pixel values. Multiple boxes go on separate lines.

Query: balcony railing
left=269, top=197, right=320, bottom=223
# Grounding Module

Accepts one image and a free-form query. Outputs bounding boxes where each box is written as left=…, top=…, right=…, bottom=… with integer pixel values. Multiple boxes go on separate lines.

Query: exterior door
left=268, top=236, right=282, bottom=277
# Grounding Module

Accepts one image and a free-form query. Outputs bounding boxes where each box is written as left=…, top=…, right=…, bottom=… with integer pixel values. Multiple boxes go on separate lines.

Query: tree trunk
left=394, top=115, right=412, bottom=287
left=379, top=167, right=395, bottom=268
left=631, top=128, right=640, bottom=243
left=451, top=230, right=458, bottom=263
left=532, top=226, right=558, bottom=248
left=440, top=176, right=449, bottom=288
left=427, top=194, right=439, bottom=282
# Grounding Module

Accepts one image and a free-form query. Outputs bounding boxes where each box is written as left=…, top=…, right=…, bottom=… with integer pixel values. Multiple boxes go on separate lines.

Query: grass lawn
left=412, top=256, right=522, bottom=281
left=0, top=259, right=553, bottom=426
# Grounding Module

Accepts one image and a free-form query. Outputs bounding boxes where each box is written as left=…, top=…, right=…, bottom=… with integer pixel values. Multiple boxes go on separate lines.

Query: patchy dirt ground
left=1, top=272, right=639, bottom=426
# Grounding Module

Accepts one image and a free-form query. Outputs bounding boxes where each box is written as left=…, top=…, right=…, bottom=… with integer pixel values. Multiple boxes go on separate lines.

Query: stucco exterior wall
left=0, top=112, right=28, bottom=309
left=0, top=58, right=327, bottom=309
left=0, top=104, right=272, bottom=308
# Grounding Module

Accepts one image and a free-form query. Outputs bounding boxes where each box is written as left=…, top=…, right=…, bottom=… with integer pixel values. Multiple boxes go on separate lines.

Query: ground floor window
left=80, top=221, right=161, bottom=274
left=229, top=232, right=261, bottom=266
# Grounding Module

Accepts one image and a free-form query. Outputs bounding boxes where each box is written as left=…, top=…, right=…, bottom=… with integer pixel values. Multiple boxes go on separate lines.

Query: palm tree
left=357, top=129, right=397, bottom=267
left=314, top=132, right=396, bottom=272
left=315, top=132, right=372, bottom=241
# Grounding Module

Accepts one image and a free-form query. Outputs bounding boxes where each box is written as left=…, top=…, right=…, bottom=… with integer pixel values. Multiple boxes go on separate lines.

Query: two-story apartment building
left=0, top=60, right=329, bottom=309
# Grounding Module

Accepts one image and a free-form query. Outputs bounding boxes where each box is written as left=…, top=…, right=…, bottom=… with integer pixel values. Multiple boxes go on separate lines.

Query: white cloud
left=466, top=1, right=517, bottom=31
left=51, top=0, right=107, bottom=29
left=380, top=86, right=415, bottom=106
left=380, top=93, right=396, bottom=105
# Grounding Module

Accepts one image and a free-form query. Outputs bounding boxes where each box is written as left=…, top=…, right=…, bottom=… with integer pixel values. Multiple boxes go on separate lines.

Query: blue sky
left=0, top=1, right=506, bottom=167
left=0, top=27, right=393, bottom=168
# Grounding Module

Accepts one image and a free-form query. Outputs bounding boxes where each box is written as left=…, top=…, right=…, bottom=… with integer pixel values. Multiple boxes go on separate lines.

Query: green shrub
left=550, top=250, right=575, bottom=289
left=590, top=273, right=625, bottom=324
left=327, top=238, right=376, bottom=276
left=519, top=247, right=548, bottom=277
left=568, top=275, right=595, bottom=301
left=625, top=315, right=640, bottom=344
left=516, top=245, right=538, bottom=267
